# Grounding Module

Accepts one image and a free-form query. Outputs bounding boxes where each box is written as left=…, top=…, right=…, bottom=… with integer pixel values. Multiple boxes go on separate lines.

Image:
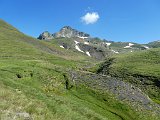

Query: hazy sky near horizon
left=0, top=0, right=160, bottom=43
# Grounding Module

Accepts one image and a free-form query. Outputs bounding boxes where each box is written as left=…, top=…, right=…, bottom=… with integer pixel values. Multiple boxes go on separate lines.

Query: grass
left=0, top=59, right=137, bottom=120
left=96, top=48, right=160, bottom=102
left=111, top=48, right=160, bottom=77
left=1, top=60, right=157, bottom=120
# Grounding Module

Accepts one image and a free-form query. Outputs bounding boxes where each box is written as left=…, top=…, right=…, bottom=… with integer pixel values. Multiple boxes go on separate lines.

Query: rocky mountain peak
left=61, top=26, right=73, bottom=30
left=38, top=26, right=90, bottom=40
left=53, top=26, right=90, bottom=38
left=37, top=31, right=53, bottom=40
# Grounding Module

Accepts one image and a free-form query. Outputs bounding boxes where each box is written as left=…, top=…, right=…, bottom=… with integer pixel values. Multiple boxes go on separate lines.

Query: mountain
left=38, top=26, right=158, bottom=58
left=38, top=27, right=160, bottom=54
left=38, top=27, right=110, bottom=59
left=53, top=26, right=90, bottom=38
left=38, top=26, right=90, bottom=40
left=147, top=40, right=160, bottom=48
left=1, top=19, right=160, bottom=120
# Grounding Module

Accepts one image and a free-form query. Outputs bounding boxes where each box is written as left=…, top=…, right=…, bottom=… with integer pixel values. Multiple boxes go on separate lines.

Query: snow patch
left=114, top=51, right=119, bottom=54
left=124, top=43, right=134, bottom=48
left=106, top=42, right=111, bottom=46
left=143, top=46, right=150, bottom=49
left=78, top=36, right=88, bottom=39
left=124, top=46, right=131, bottom=48
left=84, top=42, right=89, bottom=45
left=112, top=50, right=119, bottom=54
left=60, top=45, right=64, bottom=49
left=75, top=45, right=84, bottom=53
left=74, top=40, right=79, bottom=44
left=129, top=43, right=134, bottom=46
left=74, top=40, right=84, bottom=53
left=86, top=51, right=91, bottom=57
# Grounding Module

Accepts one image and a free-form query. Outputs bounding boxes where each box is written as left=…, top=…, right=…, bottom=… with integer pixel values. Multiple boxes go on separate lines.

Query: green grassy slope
left=97, top=48, right=160, bottom=103
left=109, top=48, right=160, bottom=77
left=0, top=19, right=159, bottom=120
left=0, top=19, right=91, bottom=61
left=147, top=40, right=160, bottom=48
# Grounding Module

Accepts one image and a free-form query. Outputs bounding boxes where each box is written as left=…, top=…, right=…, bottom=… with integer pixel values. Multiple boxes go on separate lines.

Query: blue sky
left=0, top=0, right=160, bottom=43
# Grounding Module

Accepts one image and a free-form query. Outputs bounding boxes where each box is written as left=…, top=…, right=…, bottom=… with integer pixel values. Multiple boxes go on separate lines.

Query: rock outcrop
left=69, top=71, right=160, bottom=112
left=78, top=43, right=107, bottom=59
left=53, top=26, right=90, bottom=38
left=37, top=31, right=53, bottom=40
left=38, top=26, right=90, bottom=40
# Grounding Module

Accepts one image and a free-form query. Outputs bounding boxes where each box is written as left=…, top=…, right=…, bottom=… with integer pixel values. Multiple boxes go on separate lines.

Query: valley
left=0, top=19, right=160, bottom=120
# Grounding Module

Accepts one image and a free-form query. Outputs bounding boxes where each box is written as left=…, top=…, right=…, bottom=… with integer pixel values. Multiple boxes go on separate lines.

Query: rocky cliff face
left=38, top=26, right=90, bottom=40
left=37, top=31, right=53, bottom=40
left=53, top=26, right=90, bottom=38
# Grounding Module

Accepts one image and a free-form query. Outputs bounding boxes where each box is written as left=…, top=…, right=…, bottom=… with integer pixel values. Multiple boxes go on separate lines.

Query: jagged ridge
left=38, top=26, right=90, bottom=40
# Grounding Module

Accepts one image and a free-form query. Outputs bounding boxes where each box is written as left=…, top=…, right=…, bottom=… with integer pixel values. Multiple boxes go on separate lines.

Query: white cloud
left=81, top=12, right=100, bottom=24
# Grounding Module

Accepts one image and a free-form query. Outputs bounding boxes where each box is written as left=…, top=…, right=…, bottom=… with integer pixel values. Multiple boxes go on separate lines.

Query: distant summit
left=37, top=31, right=54, bottom=40
left=147, top=40, right=160, bottom=48
left=38, top=26, right=90, bottom=40
left=53, top=26, right=90, bottom=38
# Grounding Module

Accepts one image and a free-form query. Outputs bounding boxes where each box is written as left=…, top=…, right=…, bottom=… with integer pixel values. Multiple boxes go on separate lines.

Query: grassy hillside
left=108, top=48, right=160, bottom=77
left=0, top=19, right=159, bottom=120
left=97, top=48, right=160, bottom=103
left=0, top=19, right=91, bottom=61
left=1, top=60, right=157, bottom=120
left=147, top=40, right=160, bottom=48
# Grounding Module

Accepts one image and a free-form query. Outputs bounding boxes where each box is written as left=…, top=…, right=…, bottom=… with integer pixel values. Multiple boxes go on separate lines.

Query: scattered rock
left=1, top=110, right=32, bottom=120
left=69, top=71, right=160, bottom=112
left=16, top=74, right=22, bottom=78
